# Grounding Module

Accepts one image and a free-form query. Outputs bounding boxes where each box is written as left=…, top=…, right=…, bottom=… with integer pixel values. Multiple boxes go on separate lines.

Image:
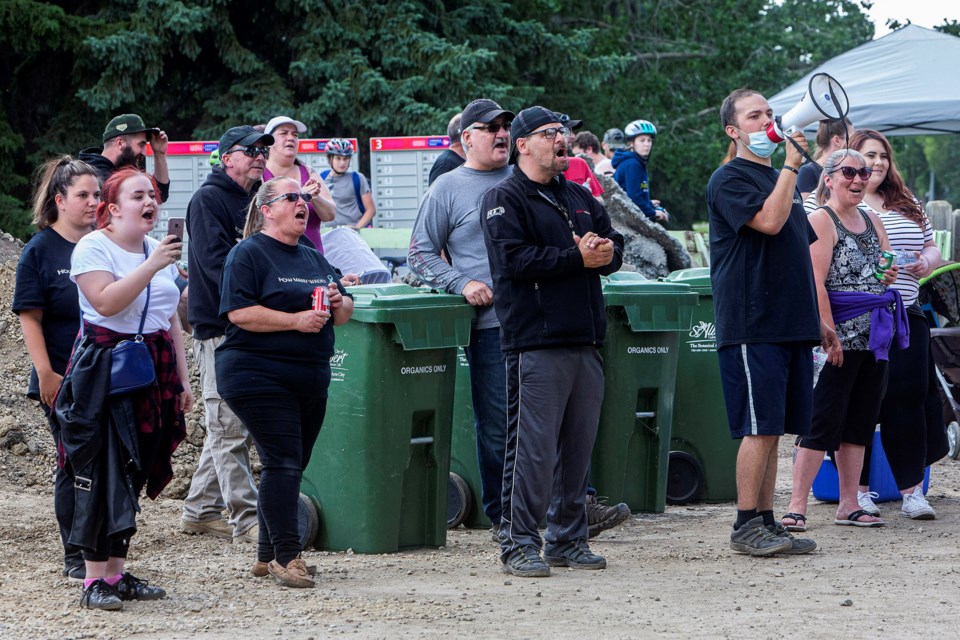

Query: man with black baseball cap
left=481, top=106, right=623, bottom=577
left=409, top=98, right=514, bottom=537
left=181, top=125, right=273, bottom=545
left=79, top=113, right=172, bottom=202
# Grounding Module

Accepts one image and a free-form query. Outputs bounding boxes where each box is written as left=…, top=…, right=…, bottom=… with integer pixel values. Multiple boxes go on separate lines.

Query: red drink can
left=311, top=286, right=328, bottom=312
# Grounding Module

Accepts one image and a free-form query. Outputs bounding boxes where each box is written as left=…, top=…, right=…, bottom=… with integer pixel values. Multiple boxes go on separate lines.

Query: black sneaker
left=586, top=495, right=630, bottom=538
left=544, top=540, right=607, bottom=569
left=79, top=579, right=123, bottom=611
left=502, top=546, right=550, bottom=578
left=63, top=564, right=86, bottom=582
left=766, top=522, right=818, bottom=555
left=730, top=516, right=791, bottom=556
left=115, top=572, right=166, bottom=601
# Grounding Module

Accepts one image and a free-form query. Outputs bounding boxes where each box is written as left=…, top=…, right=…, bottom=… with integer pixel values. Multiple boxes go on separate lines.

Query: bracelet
left=782, top=165, right=799, bottom=175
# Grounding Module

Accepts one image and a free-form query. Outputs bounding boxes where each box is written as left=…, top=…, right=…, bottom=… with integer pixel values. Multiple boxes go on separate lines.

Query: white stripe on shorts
left=740, top=344, right=759, bottom=436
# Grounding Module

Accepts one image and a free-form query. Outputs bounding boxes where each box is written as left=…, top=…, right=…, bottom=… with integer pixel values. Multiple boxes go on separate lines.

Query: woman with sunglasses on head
left=782, top=149, right=906, bottom=532
left=850, top=129, right=947, bottom=520
left=262, top=116, right=336, bottom=252
left=215, top=177, right=353, bottom=588
left=56, top=168, right=193, bottom=610
left=14, top=156, right=100, bottom=582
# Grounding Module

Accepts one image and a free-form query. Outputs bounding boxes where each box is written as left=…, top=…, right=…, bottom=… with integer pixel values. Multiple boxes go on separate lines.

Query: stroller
left=919, top=262, right=960, bottom=459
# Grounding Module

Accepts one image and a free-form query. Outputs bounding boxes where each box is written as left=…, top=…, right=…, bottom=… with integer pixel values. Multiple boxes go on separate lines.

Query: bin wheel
left=447, top=472, right=471, bottom=529
left=949, top=422, right=960, bottom=460
left=298, top=493, right=320, bottom=549
left=666, top=451, right=703, bottom=505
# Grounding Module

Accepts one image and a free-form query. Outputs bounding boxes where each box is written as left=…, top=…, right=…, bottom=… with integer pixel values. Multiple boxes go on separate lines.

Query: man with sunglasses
left=481, top=106, right=623, bottom=577
left=706, top=89, right=837, bottom=557
left=409, top=98, right=515, bottom=537
left=181, top=125, right=273, bottom=545
left=79, top=113, right=172, bottom=203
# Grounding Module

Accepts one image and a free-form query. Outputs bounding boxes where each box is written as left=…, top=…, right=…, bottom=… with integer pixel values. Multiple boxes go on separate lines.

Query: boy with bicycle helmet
left=613, top=119, right=668, bottom=222
left=321, top=138, right=376, bottom=228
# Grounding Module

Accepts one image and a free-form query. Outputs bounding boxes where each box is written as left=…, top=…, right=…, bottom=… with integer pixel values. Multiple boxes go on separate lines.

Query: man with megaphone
left=705, top=88, right=841, bottom=557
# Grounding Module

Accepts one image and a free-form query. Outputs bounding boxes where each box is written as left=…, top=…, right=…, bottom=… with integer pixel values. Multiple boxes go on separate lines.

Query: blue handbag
left=108, top=243, right=157, bottom=396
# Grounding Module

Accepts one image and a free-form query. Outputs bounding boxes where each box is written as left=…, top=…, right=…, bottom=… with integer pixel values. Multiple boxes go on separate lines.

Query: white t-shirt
left=71, top=231, right=180, bottom=333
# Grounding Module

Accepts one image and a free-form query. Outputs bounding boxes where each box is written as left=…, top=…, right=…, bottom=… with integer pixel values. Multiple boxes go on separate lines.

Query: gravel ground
left=2, top=232, right=960, bottom=639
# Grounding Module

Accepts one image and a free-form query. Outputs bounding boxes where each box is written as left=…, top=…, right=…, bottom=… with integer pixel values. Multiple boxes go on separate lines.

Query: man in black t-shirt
left=428, top=113, right=466, bottom=186
left=706, top=88, right=839, bottom=557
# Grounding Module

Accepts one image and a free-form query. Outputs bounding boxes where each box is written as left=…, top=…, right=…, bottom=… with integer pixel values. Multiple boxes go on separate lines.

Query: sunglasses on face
left=832, top=166, right=873, bottom=180
left=265, top=191, right=313, bottom=206
left=523, top=126, right=571, bottom=140
left=470, top=121, right=512, bottom=134
left=225, top=145, right=270, bottom=159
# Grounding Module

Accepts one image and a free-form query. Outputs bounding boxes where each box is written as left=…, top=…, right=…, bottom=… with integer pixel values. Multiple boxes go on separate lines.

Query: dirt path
left=2, top=441, right=960, bottom=640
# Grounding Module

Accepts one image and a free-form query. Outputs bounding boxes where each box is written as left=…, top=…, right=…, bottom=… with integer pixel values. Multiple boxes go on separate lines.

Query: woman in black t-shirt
left=216, top=176, right=354, bottom=588
left=13, top=156, right=100, bottom=581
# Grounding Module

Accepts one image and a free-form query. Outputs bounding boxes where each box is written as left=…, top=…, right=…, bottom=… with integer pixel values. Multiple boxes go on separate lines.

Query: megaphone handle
left=785, top=135, right=817, bottom=167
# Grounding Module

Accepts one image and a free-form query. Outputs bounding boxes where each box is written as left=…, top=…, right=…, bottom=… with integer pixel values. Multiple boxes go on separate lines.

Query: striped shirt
left=867, top=203, right=932, bottom=307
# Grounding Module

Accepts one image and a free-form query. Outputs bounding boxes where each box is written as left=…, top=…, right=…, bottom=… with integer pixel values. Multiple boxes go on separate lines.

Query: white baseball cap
left=265, top=116, right=307, bottom=135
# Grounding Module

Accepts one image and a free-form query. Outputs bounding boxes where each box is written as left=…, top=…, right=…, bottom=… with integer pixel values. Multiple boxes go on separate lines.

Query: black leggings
left=225, top=393, right=326, bottom=566
left=862, top=308, right=950, bottom=489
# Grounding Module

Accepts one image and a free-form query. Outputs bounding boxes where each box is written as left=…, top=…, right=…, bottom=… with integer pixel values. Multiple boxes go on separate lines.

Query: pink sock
left=83, top=578, right=100, bottom=589
left=104, top=573, right=123, bottom=586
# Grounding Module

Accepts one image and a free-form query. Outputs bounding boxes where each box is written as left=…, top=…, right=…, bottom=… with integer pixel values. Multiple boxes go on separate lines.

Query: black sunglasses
left=225, top=145, right=270, bottom=159
left=265, top=192, right=313, bottom=206
left=471, top=122, right=512, bottom=134
left=832, top=166, right=872, bottom=180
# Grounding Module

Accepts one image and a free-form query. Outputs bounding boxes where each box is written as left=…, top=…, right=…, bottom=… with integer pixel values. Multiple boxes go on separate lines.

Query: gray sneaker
left=543, top=540, right=607, bottom=570
left=766, top=522, right=818, bottom=555
left=730, top=516, right=791, bottom=556
left=586, top=494, right=631, bottom=538
left=502, top=546, right=550, bottom=578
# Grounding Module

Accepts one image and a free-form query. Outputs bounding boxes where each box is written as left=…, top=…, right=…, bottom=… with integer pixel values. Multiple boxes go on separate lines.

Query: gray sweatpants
left=499, top=346, right=604, bottom=559
left=181, top=336, right=258, bottom=536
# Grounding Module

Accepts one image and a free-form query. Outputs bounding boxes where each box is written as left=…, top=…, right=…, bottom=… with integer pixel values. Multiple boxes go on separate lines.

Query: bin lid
left=348, top=284, right=474, bottom=350
left=602, top=280, right=699, bottom=332
left=662, top=267, right=712, bottom=295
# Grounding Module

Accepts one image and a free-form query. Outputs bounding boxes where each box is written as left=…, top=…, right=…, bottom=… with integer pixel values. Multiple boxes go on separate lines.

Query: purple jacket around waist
left=828, top=289, right=909, bottom=361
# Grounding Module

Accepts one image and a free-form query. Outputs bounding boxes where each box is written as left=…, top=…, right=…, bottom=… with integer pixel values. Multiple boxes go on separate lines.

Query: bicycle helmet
left=325, top=138, right=355, bottom=156
left=603, top=128, right=626, bottom=149
left=209, top=149, right=220, bottom=167
left=624, top=119, right=657, bottom=140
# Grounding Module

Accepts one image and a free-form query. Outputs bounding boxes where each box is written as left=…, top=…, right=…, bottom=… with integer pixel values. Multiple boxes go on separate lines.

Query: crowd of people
left=707, top=88, right=947, bottom=557
left=12, top=91, right=951, bottom=611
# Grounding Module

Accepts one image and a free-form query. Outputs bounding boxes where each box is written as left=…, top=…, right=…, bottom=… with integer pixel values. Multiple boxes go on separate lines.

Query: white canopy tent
left=769, top=25, right=960, bottom=136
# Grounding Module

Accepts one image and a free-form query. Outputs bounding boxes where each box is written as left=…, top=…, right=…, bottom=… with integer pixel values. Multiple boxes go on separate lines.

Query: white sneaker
left=901, top=486, right=936, bottom=520
left=857, top=491, right=881, bottom=516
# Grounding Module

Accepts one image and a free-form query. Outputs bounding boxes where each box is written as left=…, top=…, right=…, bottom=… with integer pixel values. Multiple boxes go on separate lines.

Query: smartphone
left=167, top=217, right=185, bottom=241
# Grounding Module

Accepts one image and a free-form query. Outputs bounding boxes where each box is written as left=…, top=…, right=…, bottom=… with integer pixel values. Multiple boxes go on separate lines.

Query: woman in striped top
left=850, top=129, right=948, bottom=520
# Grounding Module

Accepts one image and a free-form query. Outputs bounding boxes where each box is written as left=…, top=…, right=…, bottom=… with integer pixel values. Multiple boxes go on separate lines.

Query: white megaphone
left=766, top=72, right=849, bottom=143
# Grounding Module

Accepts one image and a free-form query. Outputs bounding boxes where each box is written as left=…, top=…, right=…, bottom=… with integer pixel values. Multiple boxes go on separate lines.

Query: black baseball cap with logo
left=460, top=99, right=515, bottom=131
left=218, top=126, right=274, bottom=154
left=103, top=114, right=160, bottom=143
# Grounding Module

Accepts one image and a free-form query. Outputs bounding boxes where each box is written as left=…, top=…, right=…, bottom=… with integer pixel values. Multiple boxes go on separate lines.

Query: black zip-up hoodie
left=186, top=167, right=257, bottom=340
left=480, top=165, right=624, bottom=352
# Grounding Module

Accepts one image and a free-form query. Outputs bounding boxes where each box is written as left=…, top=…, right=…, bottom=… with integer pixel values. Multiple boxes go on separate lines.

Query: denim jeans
left=464, top=327, right=508, bottom=524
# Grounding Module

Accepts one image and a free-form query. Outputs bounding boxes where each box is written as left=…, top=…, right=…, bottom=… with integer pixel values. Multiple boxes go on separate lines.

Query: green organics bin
left=300, top=284, right=473, bottom=553
left=591, top=272, right=698, bottom=513
left=662, top=268, right=739, bottom=504
left=447, top=349, right=491, bottom=529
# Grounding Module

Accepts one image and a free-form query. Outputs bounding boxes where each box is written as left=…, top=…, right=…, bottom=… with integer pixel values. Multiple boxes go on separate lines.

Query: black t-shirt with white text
left=215, top=233, right=350, bottom=399
left=705, top=157, right=821, bottom=348
left=13, top=228, right=81, bottom=399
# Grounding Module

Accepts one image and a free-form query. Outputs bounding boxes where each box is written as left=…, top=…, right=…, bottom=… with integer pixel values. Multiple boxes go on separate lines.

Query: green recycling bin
left=447, top=349, right=491, bottom=529
left=591, top=272, right=698, bottom=513
left=300, top=284, right=473, bottom=553
left=662, top=268, right=739, bottom=504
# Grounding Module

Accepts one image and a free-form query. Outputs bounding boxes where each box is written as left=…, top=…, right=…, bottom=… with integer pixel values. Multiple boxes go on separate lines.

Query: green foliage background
left=1, top=0, right=957, bottom=239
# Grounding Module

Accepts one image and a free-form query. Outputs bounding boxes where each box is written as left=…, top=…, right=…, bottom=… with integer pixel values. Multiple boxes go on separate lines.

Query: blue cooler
left=812, top=429, right=930, bottom=502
